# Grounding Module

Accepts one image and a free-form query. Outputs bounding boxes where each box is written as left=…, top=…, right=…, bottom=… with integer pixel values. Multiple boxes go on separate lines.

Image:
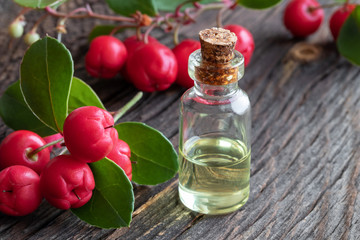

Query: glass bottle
left=178, top=28, right=251, bottom=215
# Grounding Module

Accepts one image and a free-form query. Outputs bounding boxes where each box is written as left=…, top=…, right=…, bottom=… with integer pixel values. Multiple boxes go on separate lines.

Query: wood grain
left=1, top=1, right=360, bottom=239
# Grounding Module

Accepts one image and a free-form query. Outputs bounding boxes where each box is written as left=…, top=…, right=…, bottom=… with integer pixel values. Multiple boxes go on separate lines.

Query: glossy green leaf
left=20, top=36, right=73, bottom=133
left=115, top=122, right=178, bottom=185
left=68, top=77, right=105, bottom=113
left=0, top=81, right=56, bottom=137
left=72, top=158, right=134, bottom=229
left=237, top=0, right=282, bottom=9
left=13, top=0, right=67, bottom=8
left=337, top=6, right=360, bottom=66
left=105, top=0, right=157, bottom=17
left=154, top=0, right=188, bottom=11
left=0, top=77, right=102, bottom=136
left=155, top=0, right=220, bottom=12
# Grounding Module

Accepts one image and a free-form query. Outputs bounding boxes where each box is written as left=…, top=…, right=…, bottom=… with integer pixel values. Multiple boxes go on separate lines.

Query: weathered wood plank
left=1, top=0, right=360, bottom=239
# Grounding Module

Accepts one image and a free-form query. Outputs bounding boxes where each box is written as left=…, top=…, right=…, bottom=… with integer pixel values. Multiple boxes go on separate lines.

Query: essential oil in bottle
left=178, top=28, right=251, bottom=214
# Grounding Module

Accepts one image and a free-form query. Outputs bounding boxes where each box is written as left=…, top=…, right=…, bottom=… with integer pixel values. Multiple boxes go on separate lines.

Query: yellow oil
left=178, top=136, right=250, bottom=214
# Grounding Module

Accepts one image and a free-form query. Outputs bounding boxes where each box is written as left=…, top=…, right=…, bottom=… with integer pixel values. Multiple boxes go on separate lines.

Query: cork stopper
left=195, top=27, right=239, bottom=85
left=199, top=27, right=237, bottom=64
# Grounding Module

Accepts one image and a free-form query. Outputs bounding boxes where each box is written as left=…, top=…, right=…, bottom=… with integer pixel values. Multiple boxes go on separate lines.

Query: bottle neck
left=188, top=50, right=245, bottom=101
left=194, top=80, right=239, bottom=100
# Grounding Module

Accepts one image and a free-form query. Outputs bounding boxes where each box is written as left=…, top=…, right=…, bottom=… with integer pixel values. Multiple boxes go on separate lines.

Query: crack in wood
left=169, top=213, right=204, bottom=240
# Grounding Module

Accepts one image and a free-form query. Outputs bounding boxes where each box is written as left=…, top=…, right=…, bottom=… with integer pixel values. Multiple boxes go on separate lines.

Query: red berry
left=172, top=39, right=201, bottom=88
left=0, top=130, right=50, bottom=174
left=329, top=4, right=356, bottom=40
left=122, top=35, right=158, bottom=81
left=107, top=139, right=132, bottom=180
left=224, top=25, right=255, bottom=67
left=85, top=35, right=127, bottom=79
left=283, top=0, right=324, bottom=37
left=43, top=133, right=63, bottom=152
left=63, top=106, right=118, bottom=163
left=0, top=165, right=42, bottom=216
left=126, top=42, right=178, bottom=92
left=40, top=155, right=95, bottom=210
left=123, top=35, right=158, bottom=56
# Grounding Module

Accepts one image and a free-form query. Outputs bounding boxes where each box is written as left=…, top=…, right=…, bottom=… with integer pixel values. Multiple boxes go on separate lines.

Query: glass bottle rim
left=189, top=49, right=244, bottom=68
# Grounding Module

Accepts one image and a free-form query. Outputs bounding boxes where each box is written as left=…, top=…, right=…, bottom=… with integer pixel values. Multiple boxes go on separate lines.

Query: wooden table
left=1, top=1, right=360, bottom=239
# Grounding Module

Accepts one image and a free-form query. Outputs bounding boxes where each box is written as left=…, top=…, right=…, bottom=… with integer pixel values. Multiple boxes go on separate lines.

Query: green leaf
left=72, top=158, right=134, bottom=229
left=115, top=122, right=178, bottom=185
left=68, top=77, right=105, bottom=113
left=20, top=36, right=73, bottom=133
left=0, top=77, right=102, bottom=136
left=237, top=0, right=282, bottom=9
left=155, top=0, right=220, bottom=12
left=337, top=6, right=360, bottom=66
left=154, top=0, right=186, bottom=11
left=0, top=81, right=56, bottom=137
left=105, top=0, right=157, bottom=17
left=13, top=0, right=67, bottom=8
left=88, top=25, right=129, bottom=43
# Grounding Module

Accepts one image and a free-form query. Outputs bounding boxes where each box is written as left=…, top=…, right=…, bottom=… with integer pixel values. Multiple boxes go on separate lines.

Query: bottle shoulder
left=180, top=87, right=251, bottom=115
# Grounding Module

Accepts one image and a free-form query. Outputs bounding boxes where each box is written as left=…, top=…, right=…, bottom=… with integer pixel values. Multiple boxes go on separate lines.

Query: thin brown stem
left=229, top=2, right=238, bottom=10
left=10, top=7, right=30, bottom=26
left=68, top=7, right=88, bottom=16
left=90, top=11, right=136, bottom=23
left=16, top=7, right=32, bottom=20
left=193, top=2, right=202, bottom=9
left=30, top=13, right=49, bottom=33
left=191, top=2, right=224, bottom=19
left=32, top=1, right=230, bottom=47
left=216, top=6, right=227, bottom=28
left=144, top=24, right=156, bottom=44
left=155, top=2, right=224, bottom=26
left=109, top=24, right=138, bottom=36
left=174, top=0, right=194, bottom=17
left=136, top=27, right=142, bottom=41
left=45, top=6, right=136, bottom=23
left=173, top=24, right=180, bottom=46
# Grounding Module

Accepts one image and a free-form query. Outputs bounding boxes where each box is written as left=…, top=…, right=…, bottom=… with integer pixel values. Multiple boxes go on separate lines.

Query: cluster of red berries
left=283, top=0, right=356, bottom=40
left=85, top=24, right=255, bottom=91
left=0, top=106, right=132, bottom=216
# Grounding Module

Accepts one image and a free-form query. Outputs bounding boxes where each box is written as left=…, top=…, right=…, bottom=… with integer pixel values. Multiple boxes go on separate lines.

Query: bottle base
left=178, top=184, right=249, bottom=215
